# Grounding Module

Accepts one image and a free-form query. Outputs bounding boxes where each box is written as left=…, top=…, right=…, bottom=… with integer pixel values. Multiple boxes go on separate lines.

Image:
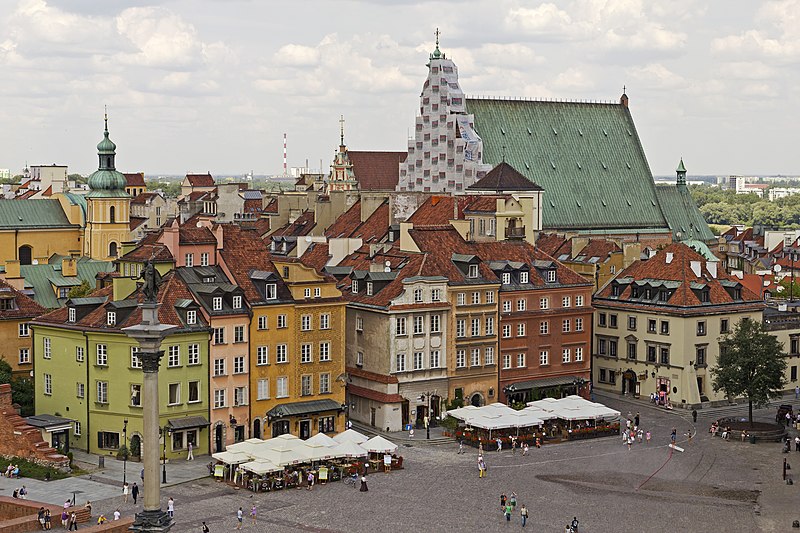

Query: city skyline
left=0, top=0, right=798, bottom=177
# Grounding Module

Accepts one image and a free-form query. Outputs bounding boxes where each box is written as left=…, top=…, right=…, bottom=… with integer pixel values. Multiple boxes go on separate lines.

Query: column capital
left=141, top=350, right=164, bottom=373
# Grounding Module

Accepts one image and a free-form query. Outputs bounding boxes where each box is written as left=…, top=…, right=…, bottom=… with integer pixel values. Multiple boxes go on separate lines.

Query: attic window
left=527, top=127, right=532, bottom=135
left=546, top=270, right=556, bottom=283
left=502, top=273, right=511, bottom=285
left=468, top=264, right=479, bottom=279
left=659, top=291, right=671, bottom=302
left=520, top=271, right=529, bottom=284
left=577, top=162, right=582, bottom=170
left=552, top=127, right=557, bottom=135
left=578, top=128, right=583, bottom=136
left=699, top=290, right=710, bottom=303
left=601, top=162, right=607, bottom=170
left=233, top=295, right=242, bottom=309
left=187, top=310, right=197, bottom=325
left=611, top=284, right=620, bottom=297
left=550, top=160, right=556, bottom=170
left=525, top=163, right=530, bottom=170
left=107, top=312, right=116, bottom=326
left=366, top=282, right=374, bottom=296
left=626, top=162, right=631, bottom=169
left=266, top=283, right=277, bottom=299
left=352, top=280, right=359, bottom=293
left=602, top=129, right=608, bottom=136
left=213, top=296, right=223, bottom=311
left=631, top=287, right=639, bottom=298
left=626, top=199, right=632, bottom=206
left=500, top=128, right=506, bottom=135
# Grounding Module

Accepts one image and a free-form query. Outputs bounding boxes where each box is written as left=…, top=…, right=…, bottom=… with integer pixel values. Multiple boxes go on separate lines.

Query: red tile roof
left=596, top=242, right=764, bottom=312
left=179, top=225, right=215, bottom=245
left=120, top=232, right=173, bottom=262
left=130, top=217, right=148, bottom=231
left=324, top=201, right=362, bottom=238
left=325, top=200, right=390, bottom=243
left=0, top=278, right=46, bottom=320
left=186, top=173, right=215, bottom=187
left=41, top=185, right=52, bottom=197
left=347, top=384, right=405, bottom=404
left=536, top=233, right=569, bottom=257
left=124, top=172, right=146, bottom=187
left=263, top=198, right=279, bottom=214
left=348, top=151, right=406, bottom=190
left=573, top=239, right=621, bottom=262
left=299, top=242, right=331, bottom=272
left=131, top=192, right=159, bottom=205
left=347, top=367, right=399, bottom=384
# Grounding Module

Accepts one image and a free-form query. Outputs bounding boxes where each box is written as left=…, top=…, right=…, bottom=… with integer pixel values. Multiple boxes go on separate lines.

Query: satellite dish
left=196, top=222, right=202, bottom=228
left=305, top=236, right=312, bottom=243
left=32, top=259, right=38, bottom=265
left=774, top=264, right=783, bottom=273
left=385, top=260, right=391, bottom=267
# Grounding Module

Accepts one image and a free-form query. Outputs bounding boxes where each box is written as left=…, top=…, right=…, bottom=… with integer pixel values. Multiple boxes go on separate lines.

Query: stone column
left=124, top=303, right=175, bottom=532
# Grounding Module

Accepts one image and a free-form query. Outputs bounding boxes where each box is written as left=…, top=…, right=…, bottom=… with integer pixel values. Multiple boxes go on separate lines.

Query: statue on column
left=139, top=259, right=161, bottom=303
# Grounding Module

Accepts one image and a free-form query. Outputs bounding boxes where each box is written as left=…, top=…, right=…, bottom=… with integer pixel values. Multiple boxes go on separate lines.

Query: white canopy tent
left=331, top=439, right=369, bottom=458
left=241, top=459, right=282, bottom=475
left=211, top=450, right=250, bottom=465
left=527, top=395, right=620, bottom=421
left=363, top=435, right=398, bottom=454
left=305, top=432, right=338, bottom=447
left=448, top=397, right=618, bottom=431
left=333, top=429, right=369, bottom=445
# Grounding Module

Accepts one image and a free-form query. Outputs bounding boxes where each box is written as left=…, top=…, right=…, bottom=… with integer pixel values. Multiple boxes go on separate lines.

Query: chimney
left=62, top=257, right=77, bottom=278
left=4, top=260, right=20, bottom=279
left=707, top=262, right=717, bottom=278
left=690, top=260, right=702, bottom=278
left=162, top=221, right=179, bottom=257
left=214, top=224, right=224, bottom=251
left=369, top=262, right=384, bottom=273
left=571, top=237, right=589, bottom=259
left=665, top=252, right=674, bottom=264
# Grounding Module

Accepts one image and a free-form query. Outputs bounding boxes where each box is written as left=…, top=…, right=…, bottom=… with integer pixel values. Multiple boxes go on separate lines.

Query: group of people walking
left=500, top=492, right=529, bottom=526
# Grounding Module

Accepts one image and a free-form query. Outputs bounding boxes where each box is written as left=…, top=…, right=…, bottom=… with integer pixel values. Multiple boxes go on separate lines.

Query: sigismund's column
left=124, top=301, right=176, bottom=532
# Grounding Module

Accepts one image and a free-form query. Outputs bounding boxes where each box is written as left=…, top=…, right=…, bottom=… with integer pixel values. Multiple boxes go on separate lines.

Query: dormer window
left=366, top=282, right=374, bottom=296
left=502, top=273, right=511, bottom=285
left=187, top=310, right=197, bottom=325
left=0, top=297, right=14, bottom=311
left=283, top=266, right=289, bottom=278
left=734, top=288, right=742, bottom=300
left=233, top=295, right=242, bottom=309
left=212, top=296, right=223, bottom=311
left=68, top=307, right=76, bottom=322
left=631, top=287, right=640, bottom=298
left=107, top=312, right=116, bottom=326
left=281, top=242, right=287, bottom=252
left=644, top=288, right=652, bottom=299
left=270, top=241, right=277, bottom=251
left=546, top=270, right=556, bottom=283
left=468, top=264, right=479, bottom=279
left=520, top=271, right=529, bottom=284
left=352, top=280, right=359, bottom=293
left=611, top=285, right=620, bottom=297
left=304, top=288, right=311, bottom=298
left=431, top=288, right=441, bottom=302
left=266, top=283, right=277, bottom=300
left=699, top=290, right=710, bottom=303
left=414, top=288, right=423, bottom=303
left=659, top=291, right=671, bottom=302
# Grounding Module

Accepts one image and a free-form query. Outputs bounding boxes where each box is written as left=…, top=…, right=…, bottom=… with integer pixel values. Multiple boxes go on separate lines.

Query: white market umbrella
left=333, top=429, right=368, bottom=445
left=211, top=450, right=251, bottom=465
left=305, top=432, right=338, bottom=447
left=331, top=440, right=368, bottom=458
left=363, top=435, right=398, bottom=454
left=252, top=444, right=311, bottom=466
left=241, top=459, right=282, bottom=475
left=226, top=440, right=266, bottom=455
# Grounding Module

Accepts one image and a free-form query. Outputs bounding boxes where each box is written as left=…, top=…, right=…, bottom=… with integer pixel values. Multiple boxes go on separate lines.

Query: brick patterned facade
left=0, top=385, right=67, bottom=467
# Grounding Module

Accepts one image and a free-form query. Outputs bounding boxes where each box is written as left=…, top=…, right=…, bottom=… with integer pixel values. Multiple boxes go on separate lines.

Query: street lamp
left=161, top=425, right=171, bottom=484
left=122, top=418, right=128, bottom=485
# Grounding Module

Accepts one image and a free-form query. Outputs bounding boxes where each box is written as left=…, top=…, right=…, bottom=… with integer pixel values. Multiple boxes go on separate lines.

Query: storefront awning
left=267, top=399, right=342, bottom=420
left=507, top=375, right=578, bottom=392
left=168, top=416, right=210, bottom=430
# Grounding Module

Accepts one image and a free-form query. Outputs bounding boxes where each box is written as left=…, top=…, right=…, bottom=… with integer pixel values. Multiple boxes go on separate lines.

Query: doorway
left=299, top=420, right=311, bottom=440
left=129, top=434, right=141, bottom=458
left=214, top=424, right=223, bottom=453
left=415, top=406, right=428, bottom=428
left=370, top=408, right=376, bottom=427
left=430, top=395, right=441, bottom=420
left=470, top=393, right=482, bottom=407
left=253, top=419, right=261, bottom=439
left=622, top=370, right=637, bottom=396
left=18, top=246, right=32, bottom=265
left=401, top=401, right=409, bottom=427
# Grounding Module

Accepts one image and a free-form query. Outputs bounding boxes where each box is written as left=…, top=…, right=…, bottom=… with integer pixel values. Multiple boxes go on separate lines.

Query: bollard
left=98, top=456, right=105, bottom=468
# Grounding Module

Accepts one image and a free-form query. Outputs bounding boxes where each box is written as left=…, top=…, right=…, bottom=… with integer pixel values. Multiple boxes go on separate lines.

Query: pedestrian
left=571, top=516, right=580, bottom=531
left=38, top=508, right=46, bottom=530
left=202, top=522, right=210, bottom=533
left=520, top=504, right=528, bottom=527
left=60, top=510, right=68, bottom=529
left=634, top=412, right=640, bottom=427
left=671, top=427, right=677, bottom=444
left=637, top=429, right=643, bottom=443
left=500, top=492, right=507, bottom=511
left=113, top=509, right=121, bottom=521
left=627, top=435, right=632, bottom=450
left=511, top=437, right=517, bottom=455
left=795, top=385, right=799, bottom=399
left=187, top=442, right=194, bottom=461
left=140, top=468, right=144, bottom=483
left=346, top=419, right=352, bottom=430
left=478, top=458, right=486, bottom=478
left=646, top=430, right=651, bottom=444
left=795, top=436, right=800, bottom=452
left=19, top=485, right=27, bottom=499
left=68, top=513, right=77, bottom=531
left=692, top=409, right=698, bottom=423
left=44, top=509, right=51, bottom=530
left=250, top=505, right=257, bottom=525
left=686, top=430, right=693, bottom=443
left=787, top=412, right=792, bottom=427
left=307, top=470, right=315, bottom=490
left=96, top=515, right=107, bottom=525
left=236, top=507, right=243, bottom=529
left=496, top=437, right=502, bottom=452
left=123, top=481, right=129, bottom=503
left=360, top=475, right=368, bottom=492
left=63, top=500, right=71, bottom=510
left=458, top=440, right=464, bottom=454
left=522, top=443, right=529, bottom=456
left=504, top=503, right=513, bottom=522
left=167, top=497, right=174, bottom=518
left=510, top=491, right=517, bottom=509
left=131, top=482, right=139, bottom=504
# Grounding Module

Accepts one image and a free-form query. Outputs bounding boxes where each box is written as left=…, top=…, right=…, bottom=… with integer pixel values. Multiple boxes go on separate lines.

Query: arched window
left=109, top=206, right=116, bottom=223
left=109, top=242, right=118, bottom=257
left=18, top=245, right=32, bottom=265
left=253, top=419, right=261, bottom=439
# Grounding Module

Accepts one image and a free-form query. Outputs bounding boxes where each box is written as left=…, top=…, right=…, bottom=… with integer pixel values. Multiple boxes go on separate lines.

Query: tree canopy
left=711, top=317, right=787, bottom=426
left=691, top=184, right=800, bottom=227
left=0, top=359, right=34, bottom=416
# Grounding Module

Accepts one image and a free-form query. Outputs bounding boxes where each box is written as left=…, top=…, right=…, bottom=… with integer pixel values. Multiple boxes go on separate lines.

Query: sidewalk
left=0, top=451, right=212, bottom=508
left=350, top=420, right=452, bottom=445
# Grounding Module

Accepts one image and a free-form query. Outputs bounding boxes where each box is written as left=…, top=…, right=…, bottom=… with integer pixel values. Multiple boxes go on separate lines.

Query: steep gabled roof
left=536, top=233, right=569, bottom=257
left=349, top=151, right=407, bottom=190
left=271, top=211, right=315, bottom=237
left=325, top=200, right=390, bottom=243
left=186, top=173, right=215, bottom=187
left=0, top=278, right=46, bottom=320
left=467, top=97, right=668, bottom=231
left=468, top=161, right=543, bottom=192
left=655, top=184, right=715, bottom=242
left=124, top=172, right=146, bottom=187
left=299, top=242, right=331, bottom=272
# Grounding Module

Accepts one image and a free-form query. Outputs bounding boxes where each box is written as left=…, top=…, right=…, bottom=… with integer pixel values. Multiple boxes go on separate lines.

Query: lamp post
left=161, top=425, right=170, bottom=485
left=122, top=418, right=128, bottom=485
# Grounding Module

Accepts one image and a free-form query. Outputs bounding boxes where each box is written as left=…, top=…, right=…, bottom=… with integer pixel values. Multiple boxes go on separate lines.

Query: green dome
left=97, top=130, right=116, bottom=153
left=86, top=115, right=129, bottom=198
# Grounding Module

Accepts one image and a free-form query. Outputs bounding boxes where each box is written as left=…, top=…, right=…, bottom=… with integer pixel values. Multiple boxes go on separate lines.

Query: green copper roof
left=676, top=158, right=686, bottom=173
left=655, top=184, right=715, bottom=242
left=20, top=257, right=115, bottom=309
left=0, top=199, right=77, bottom=229
left=467, top=98, right=668, bottom=231
left=87, top=116, right=128, bottom=197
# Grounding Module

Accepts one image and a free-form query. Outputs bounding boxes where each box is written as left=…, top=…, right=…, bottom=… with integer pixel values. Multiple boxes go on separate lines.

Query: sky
left=0, top=0, right=798, bottom=177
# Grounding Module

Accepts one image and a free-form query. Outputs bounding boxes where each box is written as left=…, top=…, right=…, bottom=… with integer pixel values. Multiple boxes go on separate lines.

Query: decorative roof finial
left=104, top=105, right=108, bottom=133
left=339, top=114, right=345, bottom=147
left=623, top=84, right=626, bottom=95
left=431, top=27, right=442, bottom=59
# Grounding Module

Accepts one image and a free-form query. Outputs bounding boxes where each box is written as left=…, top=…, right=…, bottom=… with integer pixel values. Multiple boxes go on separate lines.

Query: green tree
left=711, top=318, right=786, bottom=426
left=0, top=360, right=35, bottom=416
left=67, top=280, right=93, bottom=298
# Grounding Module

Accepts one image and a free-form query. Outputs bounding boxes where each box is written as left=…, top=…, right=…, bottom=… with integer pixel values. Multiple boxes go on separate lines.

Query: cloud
left=274, top=44, right=320, bottom=67
left=114, top=7, right=204, bottom=69
left=711, top=0, right=800, bottom=63
left=627, top=63, right=685, bottom=90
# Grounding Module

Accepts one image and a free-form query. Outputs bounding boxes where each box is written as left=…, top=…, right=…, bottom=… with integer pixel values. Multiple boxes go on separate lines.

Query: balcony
left=505, top=226, right=526, bottom=239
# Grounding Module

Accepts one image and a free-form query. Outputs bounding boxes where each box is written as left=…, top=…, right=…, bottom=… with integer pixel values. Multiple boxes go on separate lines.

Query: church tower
left=325, top=115, right=358, bottom=194
left=84, top=113, right=131, bottom=260
left=396, top=29, right=491, bottom=193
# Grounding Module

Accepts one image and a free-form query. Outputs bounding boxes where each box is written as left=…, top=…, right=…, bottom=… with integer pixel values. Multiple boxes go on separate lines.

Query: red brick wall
left=0, top=497, right=93, bottom=533
left=0, top=384, right=68, bottom=467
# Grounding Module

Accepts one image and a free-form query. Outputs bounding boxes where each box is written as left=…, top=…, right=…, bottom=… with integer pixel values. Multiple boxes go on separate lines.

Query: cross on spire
left=104, top=104, right=108, bottom=132
left=434, top=27, right=440, bottom=47
left=339, top=114, right=345, bottom=146
left=623, top=85, right=626, bottom=94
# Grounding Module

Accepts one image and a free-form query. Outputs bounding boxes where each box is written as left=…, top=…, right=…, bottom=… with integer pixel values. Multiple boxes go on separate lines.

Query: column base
left=129, top=509, right=173, bottom=532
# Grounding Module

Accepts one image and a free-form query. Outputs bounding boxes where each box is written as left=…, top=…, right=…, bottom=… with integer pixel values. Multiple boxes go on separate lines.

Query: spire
left=430, top=27, right=443, bottom=60
left=339, top=114, right=345, bottom=147
left=87, top=110, right=127, bottom=196
left=676, top=157, right=687, bottom=189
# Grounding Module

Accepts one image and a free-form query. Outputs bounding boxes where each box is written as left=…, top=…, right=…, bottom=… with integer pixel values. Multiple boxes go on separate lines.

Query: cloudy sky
left=1, top=0, right=797, bottom=177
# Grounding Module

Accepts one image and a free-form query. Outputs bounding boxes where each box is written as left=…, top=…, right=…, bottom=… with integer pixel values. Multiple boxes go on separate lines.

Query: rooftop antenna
left=339, top=114, right=345, bottom=146
left=283, top=133, right=287, bottom=177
